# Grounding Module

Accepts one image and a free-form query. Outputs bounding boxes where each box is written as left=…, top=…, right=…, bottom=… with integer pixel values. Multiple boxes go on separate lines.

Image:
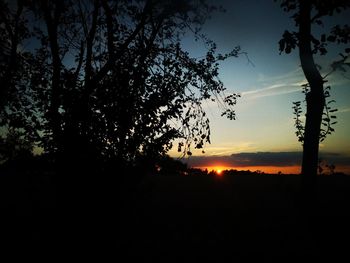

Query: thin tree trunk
left=0, top=1, right=23, bottom=113
left=42, top=1, right=62, bottom=152
left=298, top=1, right=325, bottom=182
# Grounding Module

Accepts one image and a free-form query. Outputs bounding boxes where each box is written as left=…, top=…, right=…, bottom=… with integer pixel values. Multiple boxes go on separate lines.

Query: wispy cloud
left=242, top=65, right=350, bottom=101
left=240, top=67, right=307, bottom=100
left=257, top=67, right=303, bottom=83
left=241, top=82, right=303, bottom=99
left=203, top=142, right=257, bottom=156
left=244, top=81, right=348, bottom=101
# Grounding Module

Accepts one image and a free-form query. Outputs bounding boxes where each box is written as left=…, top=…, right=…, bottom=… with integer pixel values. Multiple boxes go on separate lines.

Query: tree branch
left=73, top=40, right=85, bottom=84
left=92, top=1, right=152, bottom=84
left=84, top=0, right=99, bottom=84
left=101, top=0, right=115, bottom=58
left=41, top=0, right=63, bottom=141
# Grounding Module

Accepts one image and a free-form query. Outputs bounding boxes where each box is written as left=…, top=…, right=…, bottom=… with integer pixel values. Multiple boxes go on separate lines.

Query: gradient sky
left=168, top=0, right=350, bottom=174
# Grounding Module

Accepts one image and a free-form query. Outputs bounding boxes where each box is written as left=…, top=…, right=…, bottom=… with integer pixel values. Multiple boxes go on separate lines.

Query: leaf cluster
left=276, top=0, right=350, bottom=56
left=292, top=83, right=339, bottom=143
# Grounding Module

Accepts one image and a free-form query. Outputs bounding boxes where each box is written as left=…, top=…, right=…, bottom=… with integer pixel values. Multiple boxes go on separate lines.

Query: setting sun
left=210, top=166, right=227, bottom=176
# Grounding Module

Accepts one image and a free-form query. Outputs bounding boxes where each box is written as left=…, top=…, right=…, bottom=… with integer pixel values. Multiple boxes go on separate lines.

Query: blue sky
left=169, top=0, right=350, bottom=173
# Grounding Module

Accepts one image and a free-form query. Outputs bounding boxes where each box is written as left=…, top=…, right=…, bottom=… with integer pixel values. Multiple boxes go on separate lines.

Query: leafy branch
left=292, top=82, right=338, bottom=143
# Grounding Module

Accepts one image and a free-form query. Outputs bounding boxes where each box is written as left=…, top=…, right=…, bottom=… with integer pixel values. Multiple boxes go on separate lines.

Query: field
left=1, top=171, right=350, bottom=261
left=116, top=174, right=350, bottom=261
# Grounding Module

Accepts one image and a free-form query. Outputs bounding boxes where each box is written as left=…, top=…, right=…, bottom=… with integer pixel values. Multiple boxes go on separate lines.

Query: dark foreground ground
left=1, top=172, right=350, bottom=261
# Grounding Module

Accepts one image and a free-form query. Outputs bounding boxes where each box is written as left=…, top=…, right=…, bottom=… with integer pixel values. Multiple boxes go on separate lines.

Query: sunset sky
left=168, top=0, right=350, bottom=174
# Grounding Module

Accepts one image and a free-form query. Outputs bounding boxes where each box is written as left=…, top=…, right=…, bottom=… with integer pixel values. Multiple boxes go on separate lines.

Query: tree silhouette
left=0, top=0, right=24, bottom=112
left=0, top=0, right=240, bottom=172
left=276, top=0, right=350, bottom=183
left=0, top=0, right=42, bottom=161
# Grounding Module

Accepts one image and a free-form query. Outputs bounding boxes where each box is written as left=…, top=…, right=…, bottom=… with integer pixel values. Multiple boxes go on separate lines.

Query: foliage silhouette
left=0, top=127, right=33, bottom=164
left=0, top=0, right=241, bottom=174
left=155, top=155, right=188, bottom=176
left=276, top=0, right=350, bottom=181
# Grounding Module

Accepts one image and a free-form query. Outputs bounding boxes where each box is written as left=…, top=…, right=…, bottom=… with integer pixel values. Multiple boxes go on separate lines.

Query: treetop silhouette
left=0, top=0, right=240, bottom=170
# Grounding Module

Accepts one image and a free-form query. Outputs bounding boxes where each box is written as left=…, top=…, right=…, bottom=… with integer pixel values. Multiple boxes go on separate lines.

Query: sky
left=168, top=0, right=350, bottom=174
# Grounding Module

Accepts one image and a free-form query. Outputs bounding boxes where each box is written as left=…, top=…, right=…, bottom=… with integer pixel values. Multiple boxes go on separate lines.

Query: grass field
left=116, top=174, right=350, bottom=261
left=1, top=171, right=350, bottom=261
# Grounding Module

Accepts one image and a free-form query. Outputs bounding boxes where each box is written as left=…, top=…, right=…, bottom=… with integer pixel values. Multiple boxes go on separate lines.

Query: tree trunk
left=298, top=1, right=325, bottom=182
left=42, top=1, right=62, bottom=152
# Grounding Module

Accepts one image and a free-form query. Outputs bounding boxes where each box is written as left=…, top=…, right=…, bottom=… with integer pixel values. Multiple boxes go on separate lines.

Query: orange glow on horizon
left=192, top=164, right=350, bottom=175
left=195, top=165, right=301, bottom=174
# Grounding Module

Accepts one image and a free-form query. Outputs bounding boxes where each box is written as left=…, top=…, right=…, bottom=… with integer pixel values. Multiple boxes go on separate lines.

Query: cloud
left=245, top=63, right=350, bottom=101
left=184, top=151, right=350, bottom=168
left=257, top=67, right=303, bottom=83
left=241, top=83, right=303, bottom=99
left=241, top=67, right=307, bottom=100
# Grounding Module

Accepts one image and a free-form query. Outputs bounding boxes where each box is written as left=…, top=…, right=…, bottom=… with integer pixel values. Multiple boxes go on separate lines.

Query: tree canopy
left=0, top=0, right=240, bottom=170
